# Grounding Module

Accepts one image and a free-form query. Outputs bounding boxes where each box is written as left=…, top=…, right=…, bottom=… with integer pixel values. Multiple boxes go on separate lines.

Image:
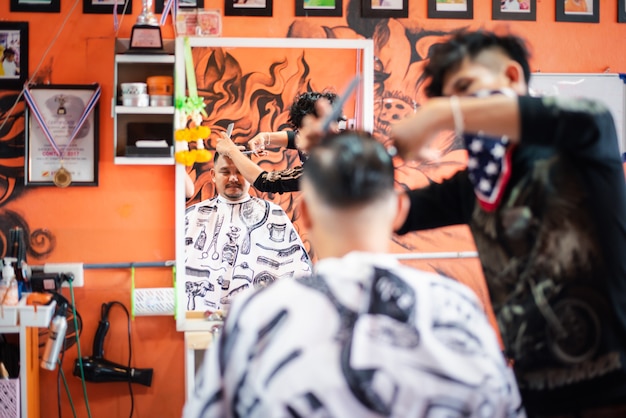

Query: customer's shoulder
left=186, top=197, right=215, bottom=212
left=393, top=264, right=481, bottom=301
left=256, top=197, right=289, bottom=213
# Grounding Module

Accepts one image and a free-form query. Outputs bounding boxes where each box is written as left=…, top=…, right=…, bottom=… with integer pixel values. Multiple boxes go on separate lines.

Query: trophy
left=129, top=0, right=163, bottom=51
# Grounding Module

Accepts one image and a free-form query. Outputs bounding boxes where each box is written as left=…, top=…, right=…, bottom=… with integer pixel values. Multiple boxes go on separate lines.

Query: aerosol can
left=41, top=304, right=68, bottom=371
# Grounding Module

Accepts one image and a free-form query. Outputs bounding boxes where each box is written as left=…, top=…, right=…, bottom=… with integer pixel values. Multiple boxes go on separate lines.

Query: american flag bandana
left=462, top=89, right=517, bottom=212
left=464, top=132, right=514, bottom=212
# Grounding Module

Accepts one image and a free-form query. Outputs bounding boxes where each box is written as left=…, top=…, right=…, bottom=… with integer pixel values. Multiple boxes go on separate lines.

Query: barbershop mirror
left=175, top=37, right=374, bottom=331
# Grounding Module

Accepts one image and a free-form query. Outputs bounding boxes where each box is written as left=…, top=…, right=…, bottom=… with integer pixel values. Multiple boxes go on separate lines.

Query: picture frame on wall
left=83, top=0, right=132, bottom=14
left=556, top=0, right=599, bottom=23
left=492, top=0, right=536, bottom=21
left=361, top=0, right=408, bottom=18
left=155, top=0, right=205, bottom=14
left=225, top=0, right=272, bottom=16
left=0, top=22, right=29, bottom=91
left=619, top=0, right=626, bottom=23
left=428, top=0, right=473, bottom=19
left=10, top=0, right=60, bottom=13
left=25, top=84, right=100, bottom=187
left=296, top=0, right=342, bottom=17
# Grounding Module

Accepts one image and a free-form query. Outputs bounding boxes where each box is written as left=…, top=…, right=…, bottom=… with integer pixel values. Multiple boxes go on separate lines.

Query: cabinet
left=113, top=39, right=176, bottom=165
left=0, top=325, right=41, bottom=417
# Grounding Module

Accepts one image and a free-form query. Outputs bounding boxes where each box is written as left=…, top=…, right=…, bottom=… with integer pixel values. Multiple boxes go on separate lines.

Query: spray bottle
left=41, top=303, right=68, bottom=371
left=1, top=257, right=19, bottom=306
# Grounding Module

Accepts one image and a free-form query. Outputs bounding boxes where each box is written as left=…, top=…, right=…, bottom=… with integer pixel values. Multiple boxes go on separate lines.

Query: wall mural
left=0, top=90, right=55, bottom=260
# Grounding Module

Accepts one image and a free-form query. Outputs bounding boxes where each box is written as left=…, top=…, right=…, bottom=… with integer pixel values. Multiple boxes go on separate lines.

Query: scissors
left=202, top=215, right=224, bottom=260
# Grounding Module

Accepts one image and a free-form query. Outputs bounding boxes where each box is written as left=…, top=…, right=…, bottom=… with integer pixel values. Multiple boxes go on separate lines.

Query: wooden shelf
left=115, top=105, right=175, bottom=115
left=114, top=156, right=175, bottom=165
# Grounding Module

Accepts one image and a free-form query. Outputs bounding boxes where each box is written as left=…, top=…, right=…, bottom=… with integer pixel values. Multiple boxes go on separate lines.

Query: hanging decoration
left=159, top=0, right=178, bottom=26
left=174, top=37, right=212, bottom=166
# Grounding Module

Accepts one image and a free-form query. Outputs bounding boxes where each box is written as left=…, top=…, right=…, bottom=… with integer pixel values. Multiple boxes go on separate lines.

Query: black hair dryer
left=73, top=302, right=153, bottom=387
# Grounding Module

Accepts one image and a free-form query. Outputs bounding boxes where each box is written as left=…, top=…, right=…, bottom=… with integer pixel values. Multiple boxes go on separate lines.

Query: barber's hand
left=216, top=132, right=245, bottom=158
left=297, top=99, right=334, bottom=154
left=389, top=98, right=445, bottom=162
left=247, top=132, right=270, bottom=156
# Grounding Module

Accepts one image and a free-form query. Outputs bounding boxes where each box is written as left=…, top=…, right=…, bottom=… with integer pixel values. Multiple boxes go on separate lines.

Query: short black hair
left=288, top=91, right=338, bottom=130
left=302, top=130, right=395, bottom=208
left=419, top=30, right=531, bottom=98
left=213, top=151, right=249, bottom=164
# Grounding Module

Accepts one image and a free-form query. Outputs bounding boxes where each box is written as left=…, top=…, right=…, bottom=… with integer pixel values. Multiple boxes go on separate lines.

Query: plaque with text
left=25, top=84, right=100, bottom=187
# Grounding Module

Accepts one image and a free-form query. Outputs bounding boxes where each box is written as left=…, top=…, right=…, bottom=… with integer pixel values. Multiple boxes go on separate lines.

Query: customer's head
left=211, top=152, right=250, bottom=200
left=299, top=130, right=407, bottom=257
left=420, top=30, right=531, bottom=98
left=288, top=91, right=338, bottom=130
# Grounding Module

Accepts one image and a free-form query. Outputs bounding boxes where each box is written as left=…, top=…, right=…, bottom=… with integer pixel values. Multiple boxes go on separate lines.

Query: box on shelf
left=176, top=9, right=221, bottom=37
left=125, top=145, right=173, bottom=158
left=17, top=295, right=56, bottom=328
left=0, top=378, right=19, bottom=418
left=0, top=304, right=18, bottom=327
left=126, top=122, right=173, bottom=157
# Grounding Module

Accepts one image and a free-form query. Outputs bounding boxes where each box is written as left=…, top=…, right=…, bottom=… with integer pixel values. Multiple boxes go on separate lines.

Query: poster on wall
left=427, top=0, right=473, bottom=19
left=0, top=22, right=29, bottom=91
left=10, top=0, right=61, bottom=13
left=25, top=84, right=100, bottom=187
left=492, top=0, right=536, bottom=21
left=556, top=0, right=599, bottom=22
left=225, top=0, right=272, bottom=16
left=296, top=0, right=343, bottom=17
left=361, top=0, right=408, bottom=18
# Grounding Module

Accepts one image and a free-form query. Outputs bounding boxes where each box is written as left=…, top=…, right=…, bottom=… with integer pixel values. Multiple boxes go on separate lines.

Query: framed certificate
left=25, top=84, right=100, bottom=187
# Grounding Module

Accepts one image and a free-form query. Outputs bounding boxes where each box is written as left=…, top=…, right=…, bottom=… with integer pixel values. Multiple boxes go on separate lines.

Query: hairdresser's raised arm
left=390, top=94, right=521, bottom=161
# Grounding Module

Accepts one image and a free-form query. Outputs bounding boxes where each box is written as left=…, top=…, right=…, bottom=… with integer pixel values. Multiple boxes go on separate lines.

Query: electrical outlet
left=43, top=263, right=84, bottom=288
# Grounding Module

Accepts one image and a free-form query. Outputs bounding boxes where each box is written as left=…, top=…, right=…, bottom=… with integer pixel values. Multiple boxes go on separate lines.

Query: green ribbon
left=184, top=37, right=197, bottom=99
left=174, top=37, right=207, bottom=117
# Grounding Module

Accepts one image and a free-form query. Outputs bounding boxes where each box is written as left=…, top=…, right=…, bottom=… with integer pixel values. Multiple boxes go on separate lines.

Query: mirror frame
left=174, top=36, right=374, bottom=332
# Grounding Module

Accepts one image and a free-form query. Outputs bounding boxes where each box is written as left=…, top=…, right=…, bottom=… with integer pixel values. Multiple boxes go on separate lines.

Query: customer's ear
left=392, top=192, right=410, bottom=232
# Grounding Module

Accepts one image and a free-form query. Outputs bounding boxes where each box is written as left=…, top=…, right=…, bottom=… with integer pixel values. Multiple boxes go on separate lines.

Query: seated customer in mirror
left=215, top=91, right=343, bottom=194
left=184, top=151, right=311, bottom=315
left=183, top=131, right=525, bottom=418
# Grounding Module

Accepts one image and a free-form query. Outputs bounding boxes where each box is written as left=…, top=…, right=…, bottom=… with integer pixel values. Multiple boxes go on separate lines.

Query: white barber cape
left=183, top=252, right=526, bottom=418
left=184, top=194, right=311, bottom=313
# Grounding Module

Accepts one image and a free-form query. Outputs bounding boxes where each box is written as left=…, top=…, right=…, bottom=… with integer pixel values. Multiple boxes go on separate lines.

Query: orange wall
left=1, top=1, right=626, bottom=417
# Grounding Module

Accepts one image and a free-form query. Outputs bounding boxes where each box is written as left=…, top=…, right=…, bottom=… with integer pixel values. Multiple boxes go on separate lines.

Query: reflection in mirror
left=175, top=38, right=374, bottom=331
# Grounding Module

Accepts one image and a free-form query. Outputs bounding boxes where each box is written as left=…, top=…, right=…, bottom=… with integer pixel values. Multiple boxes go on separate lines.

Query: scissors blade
left=321, top=75, right=361, bottom=132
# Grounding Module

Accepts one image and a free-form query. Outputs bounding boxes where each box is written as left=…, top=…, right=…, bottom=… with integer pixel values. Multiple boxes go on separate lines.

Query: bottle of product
left=41, top=305, right=68, bottom=371
left=1, top=258, right=19, bottom=306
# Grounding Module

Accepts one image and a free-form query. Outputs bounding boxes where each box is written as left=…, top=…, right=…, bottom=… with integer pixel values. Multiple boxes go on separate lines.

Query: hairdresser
left=215, top=91, right=343, bottom=194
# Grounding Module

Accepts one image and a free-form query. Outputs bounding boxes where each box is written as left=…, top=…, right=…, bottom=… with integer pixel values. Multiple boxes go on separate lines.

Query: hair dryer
left=73, top=302, right=153, bottom=387
left=75, top=357, right=153, bottom=387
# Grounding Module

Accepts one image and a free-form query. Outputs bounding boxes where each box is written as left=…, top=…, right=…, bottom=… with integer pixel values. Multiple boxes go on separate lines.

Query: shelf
left=114, top=156, right=175, bottom=165
left=115, top=54, right=175, bottom=64
left=113, top=38, right=175, bottom=165
left=0, top=325, right=20, bottom=333
left=115, top=106, right=175, bottom=115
